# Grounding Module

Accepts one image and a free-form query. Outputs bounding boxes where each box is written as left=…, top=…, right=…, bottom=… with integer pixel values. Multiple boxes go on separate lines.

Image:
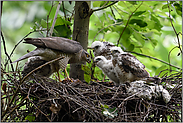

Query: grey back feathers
left=24, top=37, right=83, bottom=53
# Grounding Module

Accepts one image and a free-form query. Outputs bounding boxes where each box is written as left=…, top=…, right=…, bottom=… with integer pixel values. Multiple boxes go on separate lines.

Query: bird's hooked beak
left=93, top=58, right=100, bottom=64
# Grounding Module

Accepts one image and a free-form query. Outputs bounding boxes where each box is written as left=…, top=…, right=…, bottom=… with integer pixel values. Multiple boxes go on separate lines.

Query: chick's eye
left=95, top=46, right=100, bottom=49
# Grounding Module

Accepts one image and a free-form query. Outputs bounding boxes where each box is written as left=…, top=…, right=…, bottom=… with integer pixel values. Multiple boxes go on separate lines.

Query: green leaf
left=127, top=44, right=134, bottom=51
left=155, top=65, right=168, bottom=77
left=55, top=17, right=72, bottom=27
left=53, top=25, right=71, bottom=38
left=99, top=1, right=108, bottom=7
left=133, top=31, right=145, bottom=46
left=82, top=64, right=92, bottom=83
left=127, top=1, right=137, bottom=5
left=129, top=19, right=147, bottom=27
left=41, top=19, right=47, bottom=28
left=133, top=11, right=146, bottom=16
left=174, top=3, right=182, bottom=16
left=162, top=4, right=168, bottom=10
left=102, top=107, right=118, bottom=118
left=150, top=39, right=158, bottom=48
left=25, top=113, right=35, bottom=122
left=150, top=15, right=163, bottom=31
left=103, top=104, right=109, bottom=108
left=93, top=1, right=103, bottom=7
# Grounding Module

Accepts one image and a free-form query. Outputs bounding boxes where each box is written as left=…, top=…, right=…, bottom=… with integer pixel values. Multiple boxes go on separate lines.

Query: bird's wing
left=12, top=48, right=45, bottom=63
left=58, top=53, right=71, bottom=71
left=22, top=58, right=52, bottom=77
left=117, top=53, right=149, bottom=77
left=24, top=37, right=83, bottom=53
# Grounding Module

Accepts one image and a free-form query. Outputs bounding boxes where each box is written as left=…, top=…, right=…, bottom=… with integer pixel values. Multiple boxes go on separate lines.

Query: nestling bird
left=110, top=46, right=149, bottom=85
left=13, top=37, right=91, bottom=81
left=22, top=56, right=54, bottom=78
left=127, top=80, right=171, bottom=103
left=94, top=56, right=120, bottom=85
left=91, top=41, right=115, bottom=60
left=91, top=41, right=115, bottom=82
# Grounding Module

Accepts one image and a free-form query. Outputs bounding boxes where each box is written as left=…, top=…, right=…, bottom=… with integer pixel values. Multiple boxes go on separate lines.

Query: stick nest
left=1, top=71, right=182, bottom=122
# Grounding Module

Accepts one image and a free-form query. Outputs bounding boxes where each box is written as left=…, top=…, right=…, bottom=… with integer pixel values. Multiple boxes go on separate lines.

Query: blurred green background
left=1, top=1, right=182, bottom=81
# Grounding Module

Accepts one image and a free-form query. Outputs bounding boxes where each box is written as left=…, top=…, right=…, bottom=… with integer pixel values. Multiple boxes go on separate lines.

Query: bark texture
left=69, top=1, right=91, bottom=80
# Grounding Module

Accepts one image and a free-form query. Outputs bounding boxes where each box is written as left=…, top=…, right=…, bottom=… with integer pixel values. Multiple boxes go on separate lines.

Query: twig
left=1, top=32, right=14, bottom=72
left=128, top=51, right=182, bottom=70
left=21, top=56, right=65, bottom=83
left=168, top=46, right=179, bottom=71
left=27, top=87, right=51, bottom=121
left=49, top=1, right=61, bottom=36
left=46, top=1, right=54, bottom=37
left=1, top=96, right=27, bottom=122
left=1, top=56, right=65, bottom=119
left=167, top=2, right=182, bottom=71
left=167, top=1, right=182, bottom=53
left=118, top=90, right=143, bottom=109
left=62, top=1, right=67, bottom=20
left=117, top=1, right=143, bottom=46
left=93, top=21, right=123, bottom=42
left=92, top=1, right=118, bottom=13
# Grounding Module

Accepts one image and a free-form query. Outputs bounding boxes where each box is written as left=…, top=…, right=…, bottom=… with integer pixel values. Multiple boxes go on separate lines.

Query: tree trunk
left=69, top=1, right=91, bottom=80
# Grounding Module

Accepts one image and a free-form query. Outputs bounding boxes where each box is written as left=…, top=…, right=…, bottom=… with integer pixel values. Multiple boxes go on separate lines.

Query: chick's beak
left=93, top=59, right=99, bottom=64
left=87, top=57, right=91, bottom=63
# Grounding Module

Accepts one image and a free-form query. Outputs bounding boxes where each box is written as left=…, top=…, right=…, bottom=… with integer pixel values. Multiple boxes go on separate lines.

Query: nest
left=1, top=70, right=182, bottom=122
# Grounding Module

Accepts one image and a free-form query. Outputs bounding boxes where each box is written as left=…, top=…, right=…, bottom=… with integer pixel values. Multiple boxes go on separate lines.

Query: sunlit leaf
left=129, top=19, right=147, bottom=27
left=150, top=15, right=163, bottom=31
left=162, top=4, right=168, bottom=10
left=155, top=65, right=168, bottom=77
left=133, top=10, right=146, bottom=16
left=174, top=3, right=182, bottom=16
left=25, top=113, right=35, bottom=122
left=127, top=1, right=137, bottom=5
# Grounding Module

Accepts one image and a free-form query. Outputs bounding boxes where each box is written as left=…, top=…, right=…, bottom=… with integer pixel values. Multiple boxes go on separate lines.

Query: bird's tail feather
left=12, top=50, right=38, bottom=63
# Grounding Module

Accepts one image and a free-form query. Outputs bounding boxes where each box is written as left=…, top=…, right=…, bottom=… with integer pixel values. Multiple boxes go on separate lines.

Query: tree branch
left=117, top=1, right=143, bottom=46
left=92, top=1, right=118, bottom=12
left=49, top=1, right=61, bottom=36
left=1, top=32, right=14, bottom=72
left=128, top=51, right=182, bottom=70
left=93, top=21, right=123, bottom=42
left=46, top=1, right=54, bottom=37
left=167, top=1, right=182, bottom=71
left=167, top=1, right=182, bottom=53
left=1, top=56, right=65, bottom=119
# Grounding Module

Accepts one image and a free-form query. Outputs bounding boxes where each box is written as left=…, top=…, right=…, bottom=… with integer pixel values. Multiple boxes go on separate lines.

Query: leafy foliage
left=1, top=1, right=182, bottom=121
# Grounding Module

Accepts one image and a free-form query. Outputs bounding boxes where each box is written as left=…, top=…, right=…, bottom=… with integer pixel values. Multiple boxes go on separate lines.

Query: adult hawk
left=94, top=56, right=120, bottom=85
left=13, top=37, right=91, bottom=81
left=110, top=46, right=149, bottom=85
left=91, top=41, right=115, bottom=60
